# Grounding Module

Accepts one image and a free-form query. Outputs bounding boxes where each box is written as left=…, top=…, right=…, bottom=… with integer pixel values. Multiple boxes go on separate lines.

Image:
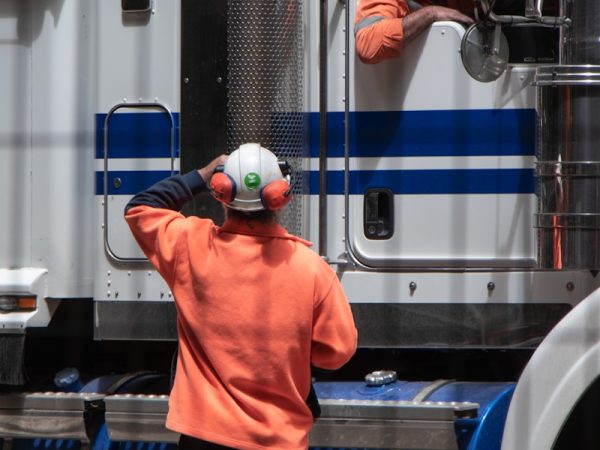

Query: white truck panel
left=96, top=0, right=181, bottom=111
left=0, top=0, right=95, bottom=298
left=30, top=0, right=95, bottom=297
left=502, top=287, right=600, bottom=450
left=0, top=2, right=33, bottom=270
left=94, top=0, right=180, bottom=303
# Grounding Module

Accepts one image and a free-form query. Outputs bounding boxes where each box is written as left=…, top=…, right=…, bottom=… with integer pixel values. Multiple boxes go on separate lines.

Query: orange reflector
left=17, top=296, right=36, bottom=310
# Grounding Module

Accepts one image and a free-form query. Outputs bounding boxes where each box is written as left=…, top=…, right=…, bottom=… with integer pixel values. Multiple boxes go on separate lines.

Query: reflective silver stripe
left=355, top=1, right=424, bottom=36
left=354, top=15, right=385, bottom=35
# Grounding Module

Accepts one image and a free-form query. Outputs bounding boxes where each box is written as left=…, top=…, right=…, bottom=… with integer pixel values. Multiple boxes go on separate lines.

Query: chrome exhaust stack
left=535, top=0, right=600, bottom=269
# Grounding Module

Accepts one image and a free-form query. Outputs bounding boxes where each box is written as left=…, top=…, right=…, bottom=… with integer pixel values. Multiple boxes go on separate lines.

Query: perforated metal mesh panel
left=227, top=0, right=304, bottom=235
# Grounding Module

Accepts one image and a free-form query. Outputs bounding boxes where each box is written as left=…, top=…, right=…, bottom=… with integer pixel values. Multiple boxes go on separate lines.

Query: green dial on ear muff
left=244, top=172, right=261, bottom=190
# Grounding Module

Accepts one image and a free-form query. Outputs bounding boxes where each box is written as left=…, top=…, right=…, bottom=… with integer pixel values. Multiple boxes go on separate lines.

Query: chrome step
left=0, top=393, right=478, bottom=450
left=0, top=392, right=104, bottom=442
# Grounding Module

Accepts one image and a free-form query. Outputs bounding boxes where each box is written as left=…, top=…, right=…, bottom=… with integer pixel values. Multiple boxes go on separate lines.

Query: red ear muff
left=260, top=179, right=292, bottom=211
left=209, top=172, right=236, bottom=204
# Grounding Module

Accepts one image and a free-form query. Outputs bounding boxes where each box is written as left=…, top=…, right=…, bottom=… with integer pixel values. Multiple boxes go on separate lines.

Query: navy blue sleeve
left=124, top=171, right=207, bottom=213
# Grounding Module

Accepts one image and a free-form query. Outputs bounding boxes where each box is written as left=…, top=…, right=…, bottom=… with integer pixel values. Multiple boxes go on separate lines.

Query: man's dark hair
left=225, top=207, right=278, bottom=225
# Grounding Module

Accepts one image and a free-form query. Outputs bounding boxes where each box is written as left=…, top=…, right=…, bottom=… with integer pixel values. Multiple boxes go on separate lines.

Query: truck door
left=346, top=13, right=537, bottom=268
left=100, top=104, right=177, bottom=262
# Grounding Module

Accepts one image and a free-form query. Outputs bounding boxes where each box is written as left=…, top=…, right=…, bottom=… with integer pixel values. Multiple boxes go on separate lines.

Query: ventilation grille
left=227, top=0, right=304, bottom=235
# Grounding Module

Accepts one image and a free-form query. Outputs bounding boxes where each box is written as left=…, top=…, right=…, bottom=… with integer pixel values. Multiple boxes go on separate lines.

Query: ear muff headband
left=260, top=178, right=292, bottom=211
left=209, top=171, right=237, bottom=204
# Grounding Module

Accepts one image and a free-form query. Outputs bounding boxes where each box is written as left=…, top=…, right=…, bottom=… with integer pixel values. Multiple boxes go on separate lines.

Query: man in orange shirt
left=355, top=0, right=474, bottom=64
left=125, top=143, right=357, bottom=450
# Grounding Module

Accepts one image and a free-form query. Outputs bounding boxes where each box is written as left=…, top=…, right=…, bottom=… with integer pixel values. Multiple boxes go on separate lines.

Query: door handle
left=364, top=188, right=394, bottom=240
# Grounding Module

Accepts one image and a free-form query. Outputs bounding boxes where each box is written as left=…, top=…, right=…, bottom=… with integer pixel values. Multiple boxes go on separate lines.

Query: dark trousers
left=178, top=434, right=237, bottom=450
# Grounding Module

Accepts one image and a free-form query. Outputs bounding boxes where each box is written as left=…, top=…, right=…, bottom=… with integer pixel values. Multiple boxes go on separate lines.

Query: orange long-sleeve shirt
left=355, top=0, right=415, bottom=64
left=125, top=172, right=357, bottom=450
left=355, top=0, right=471, bottom=64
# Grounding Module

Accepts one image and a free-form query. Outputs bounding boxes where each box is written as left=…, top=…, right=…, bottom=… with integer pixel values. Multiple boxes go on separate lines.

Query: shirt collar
left=218, top=217, right=313, bottom=246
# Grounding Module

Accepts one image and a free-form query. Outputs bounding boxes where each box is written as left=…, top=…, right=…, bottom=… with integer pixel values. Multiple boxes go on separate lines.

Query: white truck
left=0, top=0, right=598, bottom=449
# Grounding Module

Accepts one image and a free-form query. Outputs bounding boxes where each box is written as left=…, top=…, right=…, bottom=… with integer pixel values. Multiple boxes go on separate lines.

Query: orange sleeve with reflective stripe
left=355, top=0, right=410, bottom=64
left=355, top=17, right=406, bottom=64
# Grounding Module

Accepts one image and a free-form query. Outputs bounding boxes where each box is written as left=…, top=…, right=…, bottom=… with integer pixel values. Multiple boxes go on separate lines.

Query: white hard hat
left=212, top=143, right=291, bottom=211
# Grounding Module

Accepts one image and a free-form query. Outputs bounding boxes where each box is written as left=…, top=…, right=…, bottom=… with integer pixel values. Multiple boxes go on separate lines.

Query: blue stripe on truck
left=309, top=109, right=536, bottom=158
left=309, top=168, right=535, bottom=195
left=95, top=109, right=533, bottom=160
left=95, top=108, right=535, bottom=195
left=96, top=170, right=178, bottom=196
left=95, top=112, right=179, bottom=159
left=95, top=168, right=534, bottom=196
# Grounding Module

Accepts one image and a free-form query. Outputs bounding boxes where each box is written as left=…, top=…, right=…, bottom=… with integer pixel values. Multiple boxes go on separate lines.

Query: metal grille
left=227, top=0, right=304, bottom=236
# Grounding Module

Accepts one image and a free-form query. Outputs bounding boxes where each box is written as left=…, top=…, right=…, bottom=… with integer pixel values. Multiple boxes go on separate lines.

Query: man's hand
left=198, top=154, right=228, bottom=183
left=402, top=6, right=474, bottom=48
left=429, top=5, right=474, bottom=24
